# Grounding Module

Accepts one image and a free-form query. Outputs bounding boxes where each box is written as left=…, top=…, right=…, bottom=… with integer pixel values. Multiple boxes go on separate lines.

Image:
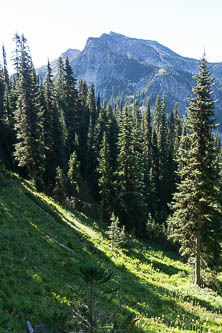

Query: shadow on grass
left=1, top=180, right=221, bottom=332
left=24, top=183, right=222, bottom=327
left=128, top=246, right=187, bottom=277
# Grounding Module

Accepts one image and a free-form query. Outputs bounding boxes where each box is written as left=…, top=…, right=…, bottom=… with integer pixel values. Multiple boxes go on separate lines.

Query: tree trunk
left=89, top=281, right=93, bottom=333
left=194, top=230, right=201, bottom=286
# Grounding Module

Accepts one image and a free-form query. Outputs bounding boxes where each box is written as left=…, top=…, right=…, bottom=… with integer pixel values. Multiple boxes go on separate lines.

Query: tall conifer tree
left=43, top=61, right=65, bottom=188
left=97, top=133, right=114, bottom=220
left=168, top=58, right=222, bottom=286
left=13, top=34, right=45, bottom=189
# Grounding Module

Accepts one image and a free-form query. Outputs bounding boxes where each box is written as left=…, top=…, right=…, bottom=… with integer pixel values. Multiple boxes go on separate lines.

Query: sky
left=1, top=0, right=222, bottom=72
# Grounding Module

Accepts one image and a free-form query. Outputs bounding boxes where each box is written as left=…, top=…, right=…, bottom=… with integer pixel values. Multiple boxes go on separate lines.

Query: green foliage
left=168, top=58, right=222, bottom=286
left=80, top=262, right=113, bottom=286
left=67, top=151, right=82, bottom=198
left=53, top=166, right=68, bottom=202
left=0, top=175, right=222, bottom=332
left=97, top=133, right=114, bottom=220
left=146, top=213, right=167, bottom=245
left=1, top=36, right=222, bottom=331
left=107, top=213, right=129, bottom=251
left=43, top=61, right=66, bottom=188
left=116, top=106, right=147, bottom=234
left=13, top=34, right=45, bottom=190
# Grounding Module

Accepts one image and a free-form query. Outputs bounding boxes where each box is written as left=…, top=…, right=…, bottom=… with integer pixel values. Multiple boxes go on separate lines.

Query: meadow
left=0, top=172, right=222, bottom=332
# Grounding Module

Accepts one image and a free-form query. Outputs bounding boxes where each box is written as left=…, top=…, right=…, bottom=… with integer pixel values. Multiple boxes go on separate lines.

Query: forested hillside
left=0, top=34, right=222, bottom=331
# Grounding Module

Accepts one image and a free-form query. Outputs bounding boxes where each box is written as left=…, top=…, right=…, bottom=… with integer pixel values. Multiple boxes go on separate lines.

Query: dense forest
left=0, top=34, right=222, bottom=286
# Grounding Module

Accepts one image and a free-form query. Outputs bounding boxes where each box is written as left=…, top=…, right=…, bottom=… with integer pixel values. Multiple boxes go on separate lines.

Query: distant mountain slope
left=37, top=48, right=81, bottom=82
left=38, top=32, right=222, bottom=124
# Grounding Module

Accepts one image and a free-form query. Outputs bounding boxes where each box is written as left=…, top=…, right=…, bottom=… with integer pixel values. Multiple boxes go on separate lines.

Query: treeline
left=0, top=34, right=221, bottom=247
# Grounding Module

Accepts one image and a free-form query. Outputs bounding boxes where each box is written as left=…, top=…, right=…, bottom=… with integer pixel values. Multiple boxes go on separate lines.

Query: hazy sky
left=1, top=0, right=222, bottom=71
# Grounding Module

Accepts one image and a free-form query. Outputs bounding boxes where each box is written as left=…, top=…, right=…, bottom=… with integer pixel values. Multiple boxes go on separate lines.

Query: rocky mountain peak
left=37, top=32, right=222, bottom=127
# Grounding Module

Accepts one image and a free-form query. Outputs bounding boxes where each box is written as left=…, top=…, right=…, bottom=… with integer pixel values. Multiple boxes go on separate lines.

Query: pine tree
left=168, top=58, right=222, bottom=286
left=53, top=166, right=68, bottom=202
left=152, top=95, right=170, bottom=223
left=116, top=106, right=146, bottom=234
left=77, top=80, right=89, bottom=176
left=2, top=46, right=9, bottom=88
left=43, top=61, right=65, bottom=188
left=107, top=212, right=128, bottom=250
left=168, top=102, right=182, bottom=201
left=13, top=34, right=45, bottom=189
left=132, top=101, right=147, bottom=234
left=97, top=133, right=113, bottom=220
left=55, top=57, right=67, bottom=150
left=0, top=65, right=5, bottom=163
left=87, top=83, right=97, bottom=129
left=108, top=104, right=119, bottom=172
left=67, top=151, right=82, bottom=198
left=63, top=57, right=78, bottom=156
left=143, top=99, right=155, bottom=220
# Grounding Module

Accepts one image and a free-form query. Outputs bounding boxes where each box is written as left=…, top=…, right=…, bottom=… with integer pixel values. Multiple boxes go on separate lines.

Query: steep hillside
left=0, top=172, right=222, bottom=332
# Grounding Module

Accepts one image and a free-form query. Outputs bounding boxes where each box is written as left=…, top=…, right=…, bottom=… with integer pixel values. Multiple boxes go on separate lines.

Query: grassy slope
left=0, top=173, right=222, bottom=332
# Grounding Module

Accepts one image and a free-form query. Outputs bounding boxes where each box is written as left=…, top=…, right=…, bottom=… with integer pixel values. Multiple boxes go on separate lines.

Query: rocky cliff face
left=38, top=32, right=222, bottom=124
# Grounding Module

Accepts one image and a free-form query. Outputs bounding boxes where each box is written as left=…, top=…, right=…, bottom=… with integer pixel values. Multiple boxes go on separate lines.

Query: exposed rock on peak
left=37, top=32, right=222, bottom=125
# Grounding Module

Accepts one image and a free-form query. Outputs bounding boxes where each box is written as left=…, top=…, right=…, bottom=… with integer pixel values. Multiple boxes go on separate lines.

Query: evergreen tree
left=107, top=213, right=128, bottom=250
left=97, top=133, right=113, bottom=220
left=2, top=46, right=9, bottom=87
left=116, top=106, right=146, bottom=234
left=132, top=101, right=147, bottom=233
left=53, top=166, right=68, bottom=202
left=1, top=46, right=17, bottom=169
left=87, top=83, right=97, bottom=128
left=167, top=102, right=182, bottom=201
left=143, top=99, right=152, bottom=169
left=152, top=95, right=162, bottom=131
left=43, top=61, right=65, bottom=188
left=67, top=151, right=82, bottom=198
left=13, top=34, right=45, bottom=189
left=0, top=65, right=6, bottom=163
left=55, top=57, right=67, bottom=150
left=77, top=80, right=89, bottom=176
left=108, top=104, right=119, bottom=172
left=143, top=99, right=155, bottom=219
left=152, top=95, right=170, bottom=223
left=85, top=114, right=98, bottom=198
left=63, top=57, right=78, bottom=156
left=168, top=58, right=222, bottom=286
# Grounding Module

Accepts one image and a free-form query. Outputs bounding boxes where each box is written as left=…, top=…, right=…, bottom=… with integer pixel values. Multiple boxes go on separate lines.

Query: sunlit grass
left=0, top=175, right=222, bottom=332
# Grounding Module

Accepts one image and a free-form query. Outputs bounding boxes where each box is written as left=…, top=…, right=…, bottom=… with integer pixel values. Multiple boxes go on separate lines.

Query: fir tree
left=43, top=61, right=65, bottom=188
left=55, top=57, right=67, bottom=150
left=97, top=133, right=113, bottom=220
left=152, top=95, right=170, bottom=223
left=78, top=80, right=89, bottom=176
left=63, top=57, right=78, bottom=156
left=167, top=102, right=182, bottom=201
left=13, top=34, right=45, bottom=189
left=53, top=166, right=68, bottom=202
left=143, top=99, right=155, bottom=219
left=107, top=213, right=128, bottom=250
left=67, top=151, right=82, bottom=198
left=168, top=58, right=222, bottom=286
left=87, top=83, right=97, bottom=129
left=116, top=106, right=147, bottom=234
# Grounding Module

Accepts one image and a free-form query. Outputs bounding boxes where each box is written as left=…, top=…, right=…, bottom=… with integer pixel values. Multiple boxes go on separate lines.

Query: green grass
left=0, top=173, right=222, bottom=332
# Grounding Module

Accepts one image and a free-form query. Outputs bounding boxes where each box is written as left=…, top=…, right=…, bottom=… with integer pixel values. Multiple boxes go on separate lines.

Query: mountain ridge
left=37, top=32, right=222, bottom=124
